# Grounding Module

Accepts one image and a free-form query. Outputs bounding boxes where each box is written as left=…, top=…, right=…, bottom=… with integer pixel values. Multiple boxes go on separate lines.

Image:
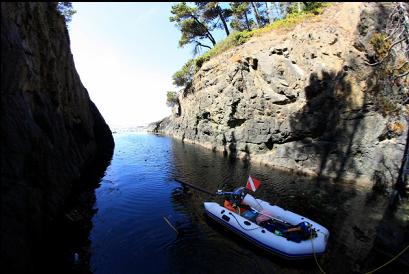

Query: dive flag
left=246, top=176, right=261, bottom=192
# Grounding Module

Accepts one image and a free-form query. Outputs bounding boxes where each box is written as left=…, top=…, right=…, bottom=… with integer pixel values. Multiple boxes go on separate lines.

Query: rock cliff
left=0, top=3, right=114, bottom=273
left=152, top=3, right=408, bottom=187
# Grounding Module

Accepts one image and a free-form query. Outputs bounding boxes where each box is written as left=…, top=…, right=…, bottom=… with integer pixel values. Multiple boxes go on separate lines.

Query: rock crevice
left=150, top=3, right=407, bottom=187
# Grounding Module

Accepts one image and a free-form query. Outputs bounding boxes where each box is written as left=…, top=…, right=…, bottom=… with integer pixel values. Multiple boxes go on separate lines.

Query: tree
left=250, top=2, right=261, bottom=27
left=172, top=59, right=195, bottom=88
left=250, top=2, right=269, bottom=27
left=170, top=2, right=216, bottom=52
left=166, top=91, right=179, bottom=107
left=366, top=2, right=409, bottom=205
left=263, top=2, right=272, bottom=23
left=57, top=2, right=76, bottom=24
left=369, top=2, right=409, bottom=78
left=302, top=2, right=325, bottom=14
left=230, top=2, right=254, bottom=31
left=196, top=2, right=232, bottom=37
left=276, top=2, right=291, bottom=18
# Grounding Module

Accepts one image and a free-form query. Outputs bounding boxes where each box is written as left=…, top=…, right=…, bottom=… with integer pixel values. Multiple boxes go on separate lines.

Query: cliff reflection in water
left=88, top=133, right=408, bottom=274
left=167, top=137, right=408, bottom=273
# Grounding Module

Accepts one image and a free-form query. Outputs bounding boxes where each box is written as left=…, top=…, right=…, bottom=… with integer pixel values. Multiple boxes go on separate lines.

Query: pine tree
left=230, top=2, right=254, bottom=31
left=170, top=2, right=216, bottom=52
left=196, top=2, right=232, bottom=37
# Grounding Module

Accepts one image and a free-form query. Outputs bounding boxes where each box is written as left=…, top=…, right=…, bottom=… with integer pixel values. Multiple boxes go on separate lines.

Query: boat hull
left=204, top=201, right=329, bottom=259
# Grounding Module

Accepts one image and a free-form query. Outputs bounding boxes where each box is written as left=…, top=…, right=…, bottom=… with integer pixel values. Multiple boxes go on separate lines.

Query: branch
left=393, top=70, right=409, bottom=79
left=393, top=61, right=409, bottom=71
left=195, top=41, right=211, bottom=49
left=366, top=37, right=406, bottom=66
left=191, top=15, right=216, bottom=45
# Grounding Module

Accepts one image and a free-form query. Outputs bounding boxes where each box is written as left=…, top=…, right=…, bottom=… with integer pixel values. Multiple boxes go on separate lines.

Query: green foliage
left=250, top=2, right=331, bottom=36
left=57, top=2, right=76, bottom=24
left=376, top=96, right=400, bottom=116
left=370, top=33, right=391, bottom=60
left=250, top=11, right=315, bottom=36
left=195, top=31, right=253, bottom=69
left=166, top=91, right=179, bottom=107
left=172, top=59, right=195, bottom=87
left=287, top=2, right=329, bottom=16
left=286, top=3, right=301, bottom=15
left=196, top=2, right=232, bottom=36
left=171, top=2, right=332, bottom=89
left=250, top=2, right=270, bottom=27
left=170, top=2, right=216, bottom=50
left=195, top=54, right=211, bottom=71
left=303, top=2, right=328, bottom=14
left=173, top=30, right=254, bottom=90
left=230, top=2, right=253, bottom=31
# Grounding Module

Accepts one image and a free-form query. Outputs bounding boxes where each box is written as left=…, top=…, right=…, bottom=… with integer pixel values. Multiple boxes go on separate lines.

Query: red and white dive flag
left=246, top=176, right=261, bottom=192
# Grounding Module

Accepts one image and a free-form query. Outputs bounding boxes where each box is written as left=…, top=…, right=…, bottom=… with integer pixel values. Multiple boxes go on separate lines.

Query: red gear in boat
left=224, top=200, right=248, bottom=214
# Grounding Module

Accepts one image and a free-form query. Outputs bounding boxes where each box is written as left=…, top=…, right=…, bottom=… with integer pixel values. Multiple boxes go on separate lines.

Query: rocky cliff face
left=0, top=3, right=114, bottom=273
left=152, top=2, right=407, bottom=187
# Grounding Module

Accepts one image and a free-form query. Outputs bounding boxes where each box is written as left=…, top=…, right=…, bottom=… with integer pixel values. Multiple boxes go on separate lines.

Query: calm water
left=89, top=133, right=408, bottom=274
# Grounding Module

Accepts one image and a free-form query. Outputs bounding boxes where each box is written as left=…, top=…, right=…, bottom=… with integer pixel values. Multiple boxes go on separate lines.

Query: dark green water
left=89, top=133, right=408, bottom=274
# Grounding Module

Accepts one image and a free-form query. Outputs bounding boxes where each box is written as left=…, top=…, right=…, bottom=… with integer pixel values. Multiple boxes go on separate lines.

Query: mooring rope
left=309, top=225, right=327, bottom=274
left=363, top=244, right=409, bottom=274
left=309, top=225, right=409, bottom=274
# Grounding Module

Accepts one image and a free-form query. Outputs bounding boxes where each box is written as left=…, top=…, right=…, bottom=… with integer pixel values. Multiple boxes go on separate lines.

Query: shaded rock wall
left=152, top=3, right=407, bottom=187
left=0, top=3, right=114, bottom=273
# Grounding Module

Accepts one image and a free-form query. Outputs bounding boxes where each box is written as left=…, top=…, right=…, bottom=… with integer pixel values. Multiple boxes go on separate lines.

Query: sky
left=69, top=2, right=224, bottom=128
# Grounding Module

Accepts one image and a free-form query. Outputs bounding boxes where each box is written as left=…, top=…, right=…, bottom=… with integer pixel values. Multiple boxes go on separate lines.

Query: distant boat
left=204, top=187, right=329, bottom=259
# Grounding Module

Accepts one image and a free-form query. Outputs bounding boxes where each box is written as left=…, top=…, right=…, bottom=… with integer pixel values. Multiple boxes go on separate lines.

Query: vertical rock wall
left=0, top=3, right=114, bottom=273
left=152, top=3, right=408, bottom=187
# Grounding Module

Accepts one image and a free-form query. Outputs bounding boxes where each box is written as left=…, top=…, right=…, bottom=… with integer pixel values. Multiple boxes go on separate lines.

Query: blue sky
left=69, top=2, right=225, bottom=127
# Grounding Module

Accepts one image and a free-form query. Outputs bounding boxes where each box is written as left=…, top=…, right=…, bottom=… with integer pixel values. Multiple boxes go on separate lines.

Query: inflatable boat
left=204, top=188, right=329, bottom=259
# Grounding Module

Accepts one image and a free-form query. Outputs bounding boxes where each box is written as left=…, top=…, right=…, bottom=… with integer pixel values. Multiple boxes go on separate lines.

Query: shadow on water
left=164, top=4, right=409, bottom=272
left=83, top=132, right=407, bottom=274
left=166, top=139, right=359, bottom=273
left=43, top=153, right=114, bottom=274
left=165, top=133, right=407, bottom=273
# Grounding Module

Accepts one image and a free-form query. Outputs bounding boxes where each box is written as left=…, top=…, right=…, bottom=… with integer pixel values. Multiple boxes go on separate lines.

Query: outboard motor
left=216, top=186, right=245, bottom=201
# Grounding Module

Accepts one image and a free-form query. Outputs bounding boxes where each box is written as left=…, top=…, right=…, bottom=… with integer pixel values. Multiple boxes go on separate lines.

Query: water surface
left=90, top=133, right=408, bottom=274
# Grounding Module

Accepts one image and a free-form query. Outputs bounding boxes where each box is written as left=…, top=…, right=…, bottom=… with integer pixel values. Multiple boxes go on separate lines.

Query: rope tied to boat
left=309, top=223, right=327, bottom=274
left=309, top=222, right=409, bottom=274
left=363, top=244, right=409, bottom=274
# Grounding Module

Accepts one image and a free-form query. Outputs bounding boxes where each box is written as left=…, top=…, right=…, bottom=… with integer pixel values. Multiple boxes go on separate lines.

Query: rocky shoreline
left=150, top=2, right=408, bottom=190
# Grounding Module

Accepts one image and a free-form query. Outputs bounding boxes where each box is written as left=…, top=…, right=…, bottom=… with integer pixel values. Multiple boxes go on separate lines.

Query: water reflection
left=90, top=133, right=408, bottom=274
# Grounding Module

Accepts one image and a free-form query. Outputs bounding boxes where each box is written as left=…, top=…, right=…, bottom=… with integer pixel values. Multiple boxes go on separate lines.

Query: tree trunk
left=264, top=2, right=270, bottom=23
left=244, top=12, right=251, bottom=31
left=196, top=41, right=212, bottom=49
left=251, top=2, right=261, bottom=28
left=217, top=6, right=230, bottom=36
left=273, top=2, right=282, bottom=19
left=192, top=15, right=216, bottom=46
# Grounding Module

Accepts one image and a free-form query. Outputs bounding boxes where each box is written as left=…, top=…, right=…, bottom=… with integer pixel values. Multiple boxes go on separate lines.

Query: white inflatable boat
left=204, top=190, right=329, bottom=259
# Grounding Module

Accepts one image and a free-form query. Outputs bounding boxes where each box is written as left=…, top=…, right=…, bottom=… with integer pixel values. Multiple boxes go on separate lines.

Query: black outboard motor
left=216, top=186, right=246, bottom=205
